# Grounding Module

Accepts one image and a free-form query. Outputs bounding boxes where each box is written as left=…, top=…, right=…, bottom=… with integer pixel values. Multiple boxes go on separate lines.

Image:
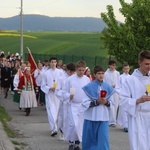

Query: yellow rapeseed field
left=0, top=33, right=37, bottom=39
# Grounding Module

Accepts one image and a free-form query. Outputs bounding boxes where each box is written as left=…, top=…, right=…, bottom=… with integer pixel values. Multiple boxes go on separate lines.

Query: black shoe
left=4, top=93, right=8, bottom=98
left=124, top=128, right=128, bottom=132
left=26, top=108, right=31, bottom=116
left=26, top=111, right=29, bottom=116
left=51, top=131, right=57, bottom=136
left=68, top=145, right=74, bottom=150
left=109, top=124, right=116, bottom=127
left=74, top=146, right=81, bottom=150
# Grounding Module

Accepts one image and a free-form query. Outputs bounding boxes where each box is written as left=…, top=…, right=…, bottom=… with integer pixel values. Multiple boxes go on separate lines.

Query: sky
left=0, top=0, right=132, bottom=22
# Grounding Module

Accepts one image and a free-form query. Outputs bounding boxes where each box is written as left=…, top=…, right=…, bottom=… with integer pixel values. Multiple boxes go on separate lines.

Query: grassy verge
left=0, top=104, right=16, bottom=138
left=12, top=140, right=27, bottom=150
left=0, top=104, right=28, bottom=149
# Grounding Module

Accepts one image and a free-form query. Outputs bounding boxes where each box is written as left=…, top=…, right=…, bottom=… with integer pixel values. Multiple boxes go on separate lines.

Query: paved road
left=0, top=92, right=130, bottom=150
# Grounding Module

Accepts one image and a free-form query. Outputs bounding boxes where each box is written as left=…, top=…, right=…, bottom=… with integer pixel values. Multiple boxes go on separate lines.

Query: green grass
left=0, top=31, right=107, bottom=57
left=0, top=104, right=28, bottom=149
left=0, top=105, right=17, bottom=138
left=12, top=140, right=27, bottom=150
left=0, top=30, right=111, bottom=69
left=12, top=141, right=27, bottom=146
left=0, top=105, right=11, bottom=122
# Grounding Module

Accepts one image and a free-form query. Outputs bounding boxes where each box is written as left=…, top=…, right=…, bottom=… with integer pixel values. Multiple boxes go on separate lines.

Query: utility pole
left=20, top=0, right=23, bottom=59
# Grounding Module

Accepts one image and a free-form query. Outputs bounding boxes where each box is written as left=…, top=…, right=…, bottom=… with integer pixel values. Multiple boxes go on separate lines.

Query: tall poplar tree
left=101, top=0, right=150, bottom=67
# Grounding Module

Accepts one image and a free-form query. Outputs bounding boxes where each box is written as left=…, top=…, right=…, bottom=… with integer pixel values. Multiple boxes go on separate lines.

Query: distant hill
left=0, top=14, right=106, bottom=32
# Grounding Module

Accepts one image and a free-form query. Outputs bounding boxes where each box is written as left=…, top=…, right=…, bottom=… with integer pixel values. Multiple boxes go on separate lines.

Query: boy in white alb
left=34, top=62, right=45, bottom=105
left=82, top=65, right=114, bottom=150
left=104, top=60, right=120, bottom=126
left=120, top=50, right=150, bottom=150
left=115, top=64, right=130, bottom=132
left=42, top=59, right=49, bottom=72
left=56, top=62, right=76, bottom=140
left=63, top=60, right=90, bottom=150
left=41, top=57, right=63, bottom=136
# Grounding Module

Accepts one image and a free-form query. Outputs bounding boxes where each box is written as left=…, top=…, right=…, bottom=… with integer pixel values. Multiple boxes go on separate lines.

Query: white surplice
left=63, top=74, right=90, bottom=142
left=13, top=74, right=20, bottom=90
left=13, top=70, right=24, bottom=90
left=41, top=68, right=63, bottom=132
left=120, top=69, right=150, bottom=150
left=42, top=66, right=49, bottom=72
left=104, top=69, right=120, bottom=125
left=115, top=73, right=130, bottom=128
left=56, top=72, right=69, bottom=136
left=34, top=68, right=45, bottom=86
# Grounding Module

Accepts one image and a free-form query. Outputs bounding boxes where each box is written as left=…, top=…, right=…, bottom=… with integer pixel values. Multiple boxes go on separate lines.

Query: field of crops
left=0, top=31, right=111, bottom=69
left=0, top=31, right=108, bottom=57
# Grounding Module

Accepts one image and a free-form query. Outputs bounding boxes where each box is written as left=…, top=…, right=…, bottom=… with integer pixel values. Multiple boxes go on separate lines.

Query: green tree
left=100, top=0, right=150, bottom=67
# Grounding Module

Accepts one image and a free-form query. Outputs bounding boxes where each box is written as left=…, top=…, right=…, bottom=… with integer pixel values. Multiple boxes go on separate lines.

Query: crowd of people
left=0, top=50, right=150, bottom=150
